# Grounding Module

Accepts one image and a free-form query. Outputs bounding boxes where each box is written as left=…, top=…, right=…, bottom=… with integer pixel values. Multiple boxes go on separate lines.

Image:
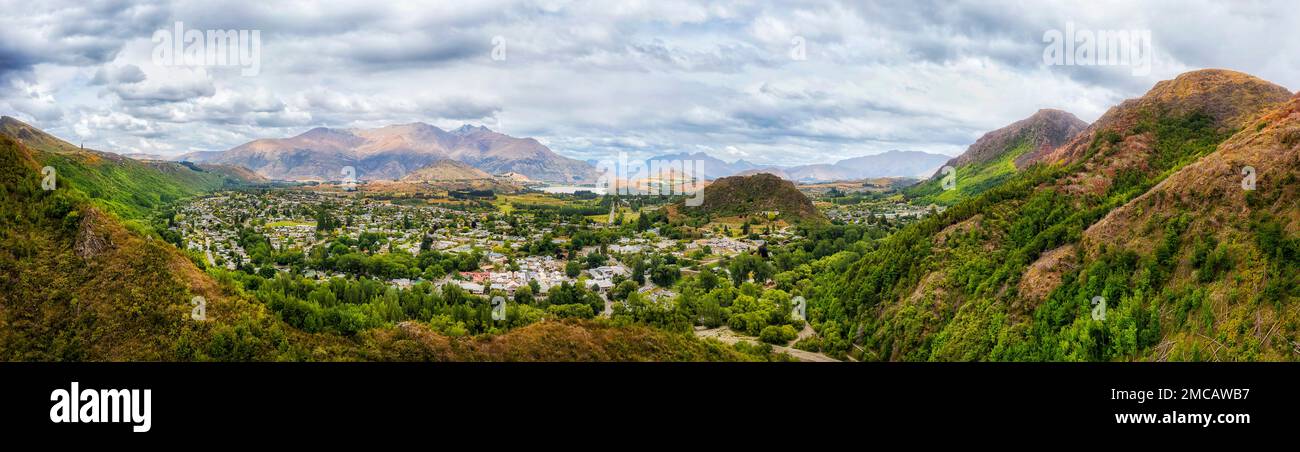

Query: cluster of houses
left=173, top=189, right=795, bottom=312
left=447, top=255, right=632, bottom=297
left=177, top=197, right=247, bottom=269
left=826, top=202, right=944, bottom=224
left=688, top=236, right=761, bottom=255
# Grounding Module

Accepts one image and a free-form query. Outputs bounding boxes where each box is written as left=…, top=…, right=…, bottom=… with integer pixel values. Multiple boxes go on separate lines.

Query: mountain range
left=400, top=159, right=493, bottom=181
left=645, top=149, right=951, bottom=183
left=170, top=121, right=954, bottom=185
left=180, top=123, right=598, bottom=183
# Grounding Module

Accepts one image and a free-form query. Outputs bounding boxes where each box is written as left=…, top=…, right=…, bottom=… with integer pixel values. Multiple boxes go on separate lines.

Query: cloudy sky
left=2, top=0, right=1298, bottom=165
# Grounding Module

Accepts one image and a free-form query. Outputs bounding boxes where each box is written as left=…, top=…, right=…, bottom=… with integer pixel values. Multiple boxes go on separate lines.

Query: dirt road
left=694, top=326, right=838, bottom=362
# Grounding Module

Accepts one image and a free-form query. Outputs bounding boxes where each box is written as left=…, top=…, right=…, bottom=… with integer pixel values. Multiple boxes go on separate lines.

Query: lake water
left=539, top=186, right=608, bottom=194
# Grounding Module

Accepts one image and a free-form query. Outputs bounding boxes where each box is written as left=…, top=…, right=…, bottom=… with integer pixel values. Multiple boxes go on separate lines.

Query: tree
left=760, top=325, right=798, bottom=344
left=565, top=260, right=581, bottom=278
left=315, top=207, right=341, bottom=232
left=698, top=296, right=724, bottom=328
left=631, top=258, right=647, bottom=284
left=650, top=263, right=681, bottom=287
left=514, top=284, right=535, bottom=305
left=547, top=303, right=595, bottom=319
left=612, top=280, right=639, bottom=301
left=258, top=266, right=277, bottom=279
left=585, top=252, right=608, bottom=268
left=728, top=253, right=773, bottom=285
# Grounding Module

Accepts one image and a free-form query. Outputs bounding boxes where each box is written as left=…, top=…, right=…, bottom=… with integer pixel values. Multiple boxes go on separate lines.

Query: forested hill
left=680, top=173, right=825, bottom=222
left=0, top=133, right=285, bottom=360
left=807, top=69, right=1300, bottom=362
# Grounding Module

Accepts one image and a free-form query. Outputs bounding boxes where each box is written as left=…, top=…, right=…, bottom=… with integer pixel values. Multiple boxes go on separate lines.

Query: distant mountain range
left=643, top=149, right=950, bottom=183
left=178, top=123, right=598, bottom=183
left=170, top=121, right=953, bottom=184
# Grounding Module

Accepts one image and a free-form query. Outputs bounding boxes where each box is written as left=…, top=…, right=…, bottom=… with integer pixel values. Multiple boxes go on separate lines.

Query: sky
left=2, top=0, right=1298, bottom=166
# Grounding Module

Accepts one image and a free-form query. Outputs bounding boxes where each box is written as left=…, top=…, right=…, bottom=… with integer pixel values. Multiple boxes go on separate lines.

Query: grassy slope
left=36, top=152, right=230, bottom=222
left=904, top=138, right=1032, bottom=205
left=357, top=320, right=756, bottom=362
left=1, top=117, right=245, bottom=223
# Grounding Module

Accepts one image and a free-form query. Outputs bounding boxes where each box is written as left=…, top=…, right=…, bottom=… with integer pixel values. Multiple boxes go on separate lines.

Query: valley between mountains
left=2, top=69, right=1298, bottom=362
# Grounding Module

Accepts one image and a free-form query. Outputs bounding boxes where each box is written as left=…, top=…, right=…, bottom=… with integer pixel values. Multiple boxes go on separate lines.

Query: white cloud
left=3, top=0, right=1297, bottom=163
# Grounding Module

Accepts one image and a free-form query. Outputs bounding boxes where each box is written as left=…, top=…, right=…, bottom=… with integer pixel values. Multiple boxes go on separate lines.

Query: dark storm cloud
left=341, top=33, right=491, bottom=68
left=0, top=0, right=168, bottom=78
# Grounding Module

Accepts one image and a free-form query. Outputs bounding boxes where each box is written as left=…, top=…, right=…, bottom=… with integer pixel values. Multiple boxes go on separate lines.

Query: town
left=167, top=189, right=792, bottom=316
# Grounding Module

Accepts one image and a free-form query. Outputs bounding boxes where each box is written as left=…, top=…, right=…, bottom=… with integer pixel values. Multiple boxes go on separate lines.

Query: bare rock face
left=74, top=210, right=114, bottom=261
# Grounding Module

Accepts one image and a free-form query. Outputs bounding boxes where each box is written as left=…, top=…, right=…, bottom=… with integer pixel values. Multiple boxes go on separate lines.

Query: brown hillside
left=400, top=159, right=493, bottom=181
left=1036, top=69, right=1292, bottom=168
left=682, top=172, right=824, bottom=222
left=944, top=108, right=1087, bottom=170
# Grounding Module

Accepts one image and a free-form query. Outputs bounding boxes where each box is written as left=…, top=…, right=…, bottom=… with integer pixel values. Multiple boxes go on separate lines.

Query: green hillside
left=0, top=116, right=254, bottom=223
left=805, top=70, right=1300, bottom=362
left=904, top=138, right=1033, bottom=205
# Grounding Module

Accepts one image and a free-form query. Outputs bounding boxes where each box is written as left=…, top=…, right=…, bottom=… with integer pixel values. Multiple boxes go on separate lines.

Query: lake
left=539, top=186, right=608, bottom=194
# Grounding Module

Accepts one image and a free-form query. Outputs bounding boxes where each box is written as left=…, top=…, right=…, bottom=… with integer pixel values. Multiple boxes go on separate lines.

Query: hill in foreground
left=816, top=69, right=1298, bottom=361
